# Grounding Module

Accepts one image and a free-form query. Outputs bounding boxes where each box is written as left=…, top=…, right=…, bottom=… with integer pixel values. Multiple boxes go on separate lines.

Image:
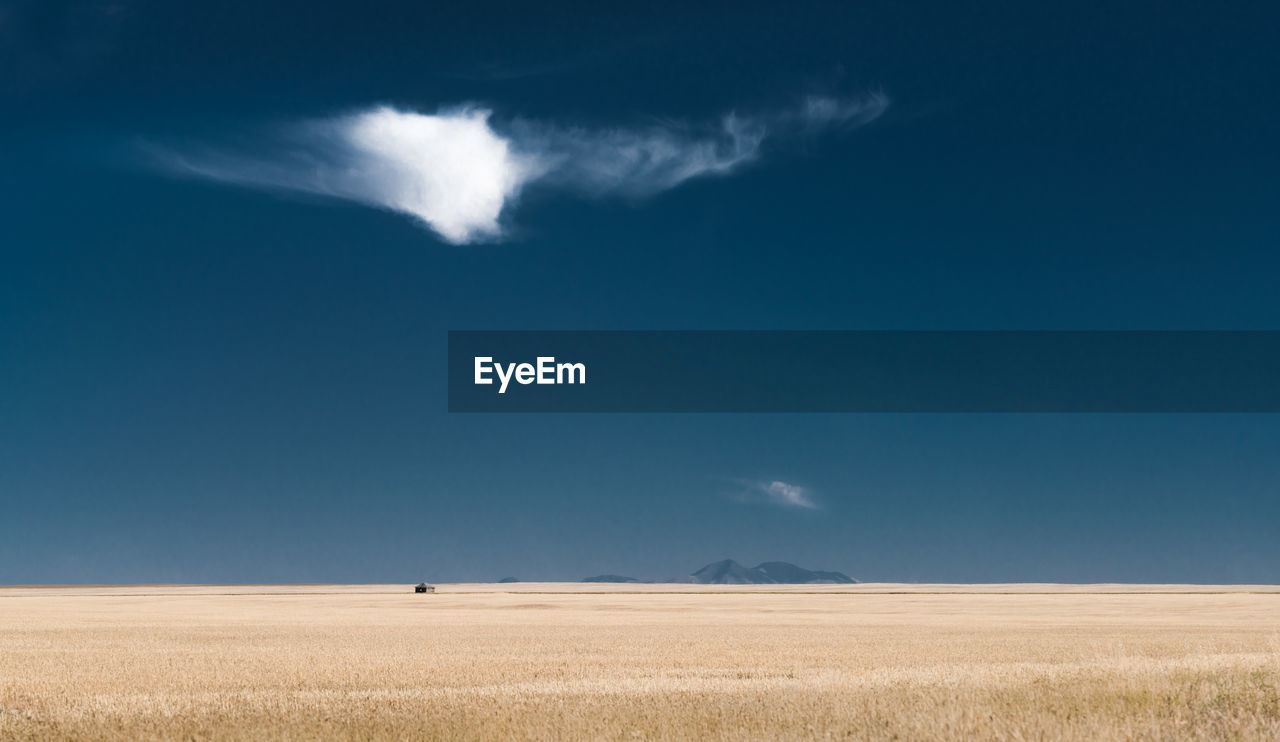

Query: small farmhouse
left=414, top=583, right=435, bottom=593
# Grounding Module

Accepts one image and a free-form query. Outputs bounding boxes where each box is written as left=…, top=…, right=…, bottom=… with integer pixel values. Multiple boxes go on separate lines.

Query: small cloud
left=147, top=93, right=888, bottom=243
left=152, top=105, right=540, bottom=244
left=730, top=479, right=819, bottom=509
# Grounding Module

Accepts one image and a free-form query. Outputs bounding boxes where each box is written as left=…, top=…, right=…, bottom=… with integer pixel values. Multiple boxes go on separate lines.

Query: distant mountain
left=577, top=561, right=855, bottom=584
left=496, top=577, right=520, bottom=583
left=688, top=559, right=857, bottom=584
left=689, top=559, right=763, bottom=584
left=754, top=561, right=856, bottom=584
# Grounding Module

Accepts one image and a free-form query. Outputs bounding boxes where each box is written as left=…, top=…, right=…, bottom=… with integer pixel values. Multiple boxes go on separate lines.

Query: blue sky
left=3, top=1, right=1279, bottom=583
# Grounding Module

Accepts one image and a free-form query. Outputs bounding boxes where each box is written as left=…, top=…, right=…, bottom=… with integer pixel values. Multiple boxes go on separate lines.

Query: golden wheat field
left=2, top=584, right=1280, bottom=741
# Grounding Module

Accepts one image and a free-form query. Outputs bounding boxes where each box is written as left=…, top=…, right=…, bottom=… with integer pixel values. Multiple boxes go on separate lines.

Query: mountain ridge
left=689, top=559, right=857, bottom=584
left=578, top=560, right=857, bottom=585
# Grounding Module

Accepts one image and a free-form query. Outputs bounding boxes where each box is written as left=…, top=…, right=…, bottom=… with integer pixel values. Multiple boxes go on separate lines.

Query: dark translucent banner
left=448, top=331, right=1280, bottom=413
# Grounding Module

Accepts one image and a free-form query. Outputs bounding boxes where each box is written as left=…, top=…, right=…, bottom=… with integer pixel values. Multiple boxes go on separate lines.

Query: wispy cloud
left=731, top=479, right=819, bottom=510
left=150, top=94, right=887, bottom=243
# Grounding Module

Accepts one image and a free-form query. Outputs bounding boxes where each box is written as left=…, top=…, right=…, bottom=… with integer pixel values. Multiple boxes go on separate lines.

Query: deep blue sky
left=3, top=1, right=1279, bottom=583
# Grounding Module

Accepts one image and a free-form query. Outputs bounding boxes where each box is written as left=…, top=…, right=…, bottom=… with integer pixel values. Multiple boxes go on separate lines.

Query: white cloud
left=511, top=112, right=766, bottom=198
left=155, top=94, right=887, bottom=243
left=731, top=479, right=818, bottom=509
left=761, top=480, right=817, bottom=509
left=335, top=107, right=541, bottom=243
left=159, top=106, right=541, bottom=244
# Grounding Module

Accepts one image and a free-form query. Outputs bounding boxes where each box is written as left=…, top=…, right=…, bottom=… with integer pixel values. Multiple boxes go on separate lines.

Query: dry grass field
left=2, top=584, right=1280, bottom=740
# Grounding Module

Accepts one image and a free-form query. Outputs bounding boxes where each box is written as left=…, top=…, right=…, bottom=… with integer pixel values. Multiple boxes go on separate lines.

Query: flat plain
left=2, top=584, right=1279, bottom=740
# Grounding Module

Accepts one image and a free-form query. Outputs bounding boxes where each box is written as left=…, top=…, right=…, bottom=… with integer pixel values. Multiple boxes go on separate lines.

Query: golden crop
left=2, top=584, right=1279, bottom=740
